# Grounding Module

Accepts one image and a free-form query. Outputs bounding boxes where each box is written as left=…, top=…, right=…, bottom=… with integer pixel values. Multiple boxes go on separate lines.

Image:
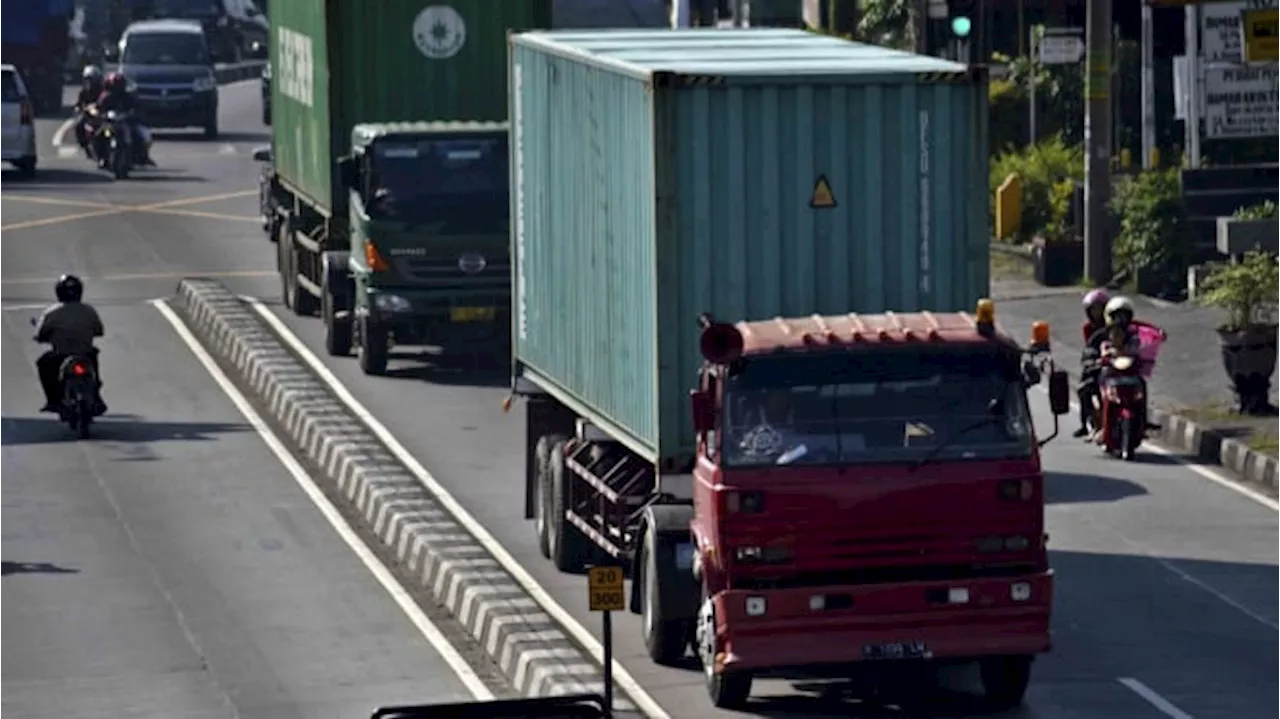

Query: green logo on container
left=413, top=5, right=466, bottom=59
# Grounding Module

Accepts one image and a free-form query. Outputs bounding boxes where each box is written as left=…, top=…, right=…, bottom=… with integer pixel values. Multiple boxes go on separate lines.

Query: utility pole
left=1141, top=1, right=1155, bottom=168
left=1084, top=0, right=1113, bottom=285
left=1185, top=3, right=1202, bottom=168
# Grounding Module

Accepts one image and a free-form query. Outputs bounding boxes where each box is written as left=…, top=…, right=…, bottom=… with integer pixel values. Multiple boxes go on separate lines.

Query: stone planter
left=1216, top=217, right=1280, bottom=256
left=1031, top=236, right=1083, bottom=287
left=1217, top=324, right=1279, bottom=415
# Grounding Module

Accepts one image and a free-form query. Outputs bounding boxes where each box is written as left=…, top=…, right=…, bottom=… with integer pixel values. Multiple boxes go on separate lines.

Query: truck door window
left=368, top=136, right=509, bottom=232
left=722, top=349, right=1032, bottom=467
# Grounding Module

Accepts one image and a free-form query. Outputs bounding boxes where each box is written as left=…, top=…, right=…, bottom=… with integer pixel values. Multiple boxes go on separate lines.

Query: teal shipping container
left=510, top=28, right=991, bottom=467
left=269, top=0, right=552, bottom=216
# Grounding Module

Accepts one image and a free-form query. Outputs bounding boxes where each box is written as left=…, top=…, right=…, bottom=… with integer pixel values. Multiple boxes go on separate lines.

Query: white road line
left=150, top=297, right=495, bottom=702
left=243, top=296, right=671, bottom=719
left=52, top=116, right=76, bottom=148
left=218, top=143, right=237, bottom=155
left=1118, top=678, right=1195, bottom=719
left=1, top=303, right=51, bottom=312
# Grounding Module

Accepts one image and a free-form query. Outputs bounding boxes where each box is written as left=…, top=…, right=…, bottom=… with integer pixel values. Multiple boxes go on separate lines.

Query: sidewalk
left=989, top=256, right=1278, bottom=492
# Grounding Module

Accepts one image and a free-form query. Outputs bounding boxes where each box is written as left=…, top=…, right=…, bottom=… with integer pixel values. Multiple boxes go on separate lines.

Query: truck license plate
left=450, top=306, right=495, bottom=322
left=862, top=641, right=930, bottom=660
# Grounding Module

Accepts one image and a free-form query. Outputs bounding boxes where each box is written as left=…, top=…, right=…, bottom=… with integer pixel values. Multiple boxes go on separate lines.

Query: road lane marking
left=0, top=189, right=260, bottom=232
left=242, top=295, right=671, bottom=719
left=1118, top=678, right=1194, bottom=719
left=133, top=207, right=260, bottom=223
left=1, top=208, right=123, bottom=231
left=1, top=194, right=118, bottom=210
left=2, top=270, right=274, bottom=284
left=151, top=297, right=496, bottom=702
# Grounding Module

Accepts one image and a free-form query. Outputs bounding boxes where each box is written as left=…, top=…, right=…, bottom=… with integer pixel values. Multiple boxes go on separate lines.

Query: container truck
left=2, top=0, right=74, bottom=115
left=504, top=28, right=1072, bottom=710
left=256, top=0, right=550, bottom=375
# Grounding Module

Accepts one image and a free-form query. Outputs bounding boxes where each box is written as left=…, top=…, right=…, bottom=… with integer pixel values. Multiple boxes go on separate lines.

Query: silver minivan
left=1, top=64, right=38, bottom=178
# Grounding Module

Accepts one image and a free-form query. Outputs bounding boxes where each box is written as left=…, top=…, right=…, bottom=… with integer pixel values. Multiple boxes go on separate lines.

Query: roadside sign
left=1039, top=33, right=1085, bottom=65
left=1202, top=0, right=1278, bottom=63
left=587, top=566, right=625, bottom=612
left=1204, top=64, right=1279, bottom=139
left=1243, top=9, right=1279, bottom=62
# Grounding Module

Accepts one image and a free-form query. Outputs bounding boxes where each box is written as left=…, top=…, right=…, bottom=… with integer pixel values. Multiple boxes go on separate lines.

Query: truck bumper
left=714, top=571, right=1053, bottom=678
left=366, top=288, right=510, bottom=347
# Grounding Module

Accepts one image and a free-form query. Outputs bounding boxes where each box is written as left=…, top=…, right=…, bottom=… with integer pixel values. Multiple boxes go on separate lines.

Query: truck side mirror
left=1047, top=370, right=1070, bottom=416
left=690, top=390, right=714, bottom=433
left=252, top=146, right=272, bottom=163
left=336, top=156, right=356, bottom=189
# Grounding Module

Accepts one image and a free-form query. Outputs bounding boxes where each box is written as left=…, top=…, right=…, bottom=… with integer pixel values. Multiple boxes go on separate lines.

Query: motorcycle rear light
left=71, top=363, right=87, bottom=376
left=997, top=479, right=1033, bottom=501
left=723, top=490, right=764, bottom=514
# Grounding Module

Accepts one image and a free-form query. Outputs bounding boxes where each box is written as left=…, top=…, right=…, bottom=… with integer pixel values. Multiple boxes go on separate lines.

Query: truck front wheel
left=980, top=655, right=1033, bottom=710
left=642, top=526, right=693, bottom=665
left=357, top=317, right=389, bottom=376
left=697, top=583, right=752, bottom=708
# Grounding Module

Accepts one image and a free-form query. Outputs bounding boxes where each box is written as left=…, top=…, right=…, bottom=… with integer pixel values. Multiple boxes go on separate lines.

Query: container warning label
left=809, top=175, right=837, bottom=209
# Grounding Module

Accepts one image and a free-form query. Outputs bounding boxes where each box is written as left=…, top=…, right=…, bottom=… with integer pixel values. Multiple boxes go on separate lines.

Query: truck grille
left=392, top=256, right=511, bottom=291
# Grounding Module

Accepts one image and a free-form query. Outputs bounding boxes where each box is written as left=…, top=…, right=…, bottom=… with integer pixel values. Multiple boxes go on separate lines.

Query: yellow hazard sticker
left=809, top=174, right=837, bottom=209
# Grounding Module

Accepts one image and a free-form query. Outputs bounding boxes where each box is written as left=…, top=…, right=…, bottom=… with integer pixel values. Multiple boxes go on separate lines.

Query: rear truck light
left=364, top=240, right=391, bottom=272
left=733, top=545, right=792, bottom=564
left=997, top=478, right=1034, bottom=501
left=976, top=535, right=1032, bottom=553
left=745, top=596, right=767, bottom=616
left=19, top=98, right=33, bottom=125
left=722, top=489, right=764, bottom=514
left=71, top=363, right=88, bottom=376
left=1011, top=582, right=1032, bottom=601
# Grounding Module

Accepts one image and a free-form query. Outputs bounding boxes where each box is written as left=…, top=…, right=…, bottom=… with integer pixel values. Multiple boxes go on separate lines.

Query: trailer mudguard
left=629, top=503, right=697, bottom=619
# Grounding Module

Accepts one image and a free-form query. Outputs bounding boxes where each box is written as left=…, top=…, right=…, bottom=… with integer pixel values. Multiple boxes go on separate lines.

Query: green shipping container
left=510, top=29, right=991, bottom=467
left=270, top=0, right=552, bottom=216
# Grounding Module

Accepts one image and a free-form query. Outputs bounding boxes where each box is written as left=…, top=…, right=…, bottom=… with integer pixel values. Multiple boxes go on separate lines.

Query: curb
left=1149, top=409, right=1278, bottom=492
left=171, top=278, right=639, bottom=712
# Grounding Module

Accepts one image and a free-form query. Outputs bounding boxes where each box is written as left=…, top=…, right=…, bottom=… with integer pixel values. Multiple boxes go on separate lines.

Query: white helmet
left=1104, top=296, right=1135, bottom=324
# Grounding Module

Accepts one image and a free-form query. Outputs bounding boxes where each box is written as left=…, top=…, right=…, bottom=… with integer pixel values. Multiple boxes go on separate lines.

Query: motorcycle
left=90, top=108, right=135, bottom=179
left=1089, top=325, right=1165, bottom=461
left=58, top=354, right=101, bottom=439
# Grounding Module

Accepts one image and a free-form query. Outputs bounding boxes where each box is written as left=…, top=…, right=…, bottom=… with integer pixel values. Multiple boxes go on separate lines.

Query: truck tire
left=358, top=317, right=389, bottom=376
left=642, top=524, right=692, bottom=665
left=980, top=655, right=1033, bottom=710
left=290, top=244, right=320, bottom=317
left=322, top=287, right=352, bottom=357
left=547, top=440, right=596, bottom=573
left=533, top=433, right=567, bottom=559
left=276, top=219, right=296, bottom=310
left=697, top=582, right=752, bottom=708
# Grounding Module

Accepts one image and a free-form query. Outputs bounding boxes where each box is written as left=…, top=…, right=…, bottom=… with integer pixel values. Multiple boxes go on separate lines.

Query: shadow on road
left=0, top=416, right=251, bottom=445
left=2, top=560, right=79, bottom=576
left=384, top=356, right=509, bottom=388
left=1044, top=471, right=1148, bottom=504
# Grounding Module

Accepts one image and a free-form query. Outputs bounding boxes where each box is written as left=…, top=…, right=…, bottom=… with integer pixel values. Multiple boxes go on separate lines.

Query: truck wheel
left=697, top=583, right=752, bottom=708
left=547, top=440, right=595, bottom=573
left=358, top=318, right=389, bottom=376
left=980, top=655, right=1033, bottom=710
left=276, top=220, right=295, bottom=310
left=322, top=289, right=352, bottom=356
left=642, top=525, right=692, bottom=665
left=289, top=245, right=320, bottom=316
left=533, top=433, right=566, bottom=560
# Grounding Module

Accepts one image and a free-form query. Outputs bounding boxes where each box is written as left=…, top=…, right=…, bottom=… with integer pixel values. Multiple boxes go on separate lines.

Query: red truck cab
left=684, top=301, right=1070, bottom=709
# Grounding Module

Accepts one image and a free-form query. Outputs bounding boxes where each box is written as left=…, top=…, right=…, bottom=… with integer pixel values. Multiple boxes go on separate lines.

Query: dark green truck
left=255, top=0, right=550, bottom=374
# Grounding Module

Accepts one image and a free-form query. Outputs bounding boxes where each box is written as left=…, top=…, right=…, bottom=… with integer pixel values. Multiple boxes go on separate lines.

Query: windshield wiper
left=907, top=398, right=1005, bottom=473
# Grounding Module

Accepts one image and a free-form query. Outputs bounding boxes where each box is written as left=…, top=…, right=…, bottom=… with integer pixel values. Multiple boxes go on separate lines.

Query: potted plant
left=1197, top=249, right=1280, bottom=415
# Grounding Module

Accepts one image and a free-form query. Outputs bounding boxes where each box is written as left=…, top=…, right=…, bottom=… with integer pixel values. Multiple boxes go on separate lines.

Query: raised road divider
left=169, top=278, right=640, bottom=714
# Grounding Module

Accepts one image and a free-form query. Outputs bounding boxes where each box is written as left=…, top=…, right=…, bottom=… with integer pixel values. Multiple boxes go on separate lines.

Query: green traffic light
left=951, top=16, right=972, bottom=38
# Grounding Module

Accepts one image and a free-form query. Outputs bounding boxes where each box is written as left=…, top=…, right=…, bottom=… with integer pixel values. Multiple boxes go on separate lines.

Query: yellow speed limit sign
left=587, top=566, right=625, bottom=612
left=1244, top=9, right=1279, bottom=63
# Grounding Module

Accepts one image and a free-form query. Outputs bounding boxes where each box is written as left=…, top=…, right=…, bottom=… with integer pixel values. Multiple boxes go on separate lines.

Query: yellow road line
left=143, top=208, right=260, bottom=223
left=0, top=188, right=260, bottom=232
left=1, top=195, right=118, bottom=210
left=1, top=208, right=124, bottom=231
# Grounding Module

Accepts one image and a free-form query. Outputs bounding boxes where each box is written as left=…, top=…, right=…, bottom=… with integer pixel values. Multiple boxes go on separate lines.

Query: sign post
left=587, top=565, right=625, bottom=718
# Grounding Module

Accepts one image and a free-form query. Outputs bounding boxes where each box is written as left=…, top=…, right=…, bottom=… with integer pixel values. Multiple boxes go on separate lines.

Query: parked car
left=1, top=64, right=38, bottom=178
left=112, top=19, right=219, bottom=138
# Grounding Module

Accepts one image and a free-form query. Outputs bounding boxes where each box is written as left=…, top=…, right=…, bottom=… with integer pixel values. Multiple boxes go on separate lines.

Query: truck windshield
left=722, top=349, right=1033, bottom=467
left=368, top=136, right=509, bottom=232
left=122, top=33, right=209, bottom=65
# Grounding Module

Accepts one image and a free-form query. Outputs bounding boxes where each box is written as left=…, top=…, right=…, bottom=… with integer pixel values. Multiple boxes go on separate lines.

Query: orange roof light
left=1031, top=321, right=1051, bottom=348
left=975, top=298, right=996, bottom=325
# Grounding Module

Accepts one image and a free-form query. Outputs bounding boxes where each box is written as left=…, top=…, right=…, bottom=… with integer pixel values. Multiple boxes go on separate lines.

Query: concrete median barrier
left=169, top=277, right=638, bottom=712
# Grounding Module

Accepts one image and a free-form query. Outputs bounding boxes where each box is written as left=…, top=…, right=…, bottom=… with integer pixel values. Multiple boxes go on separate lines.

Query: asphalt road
left=7, top=79, right=1277, bottom=719
left=1, top=81, right=493, bottom=718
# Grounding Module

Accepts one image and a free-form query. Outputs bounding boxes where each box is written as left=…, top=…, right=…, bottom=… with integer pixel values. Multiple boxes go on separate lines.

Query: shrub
left=1110, top=168, right=1192, bottom=295
left=989, top=135, right=1084, bottom=242
left=1198, top=250, right=1280, bottom=331
left=1234, top=200, right=1278, bottom=220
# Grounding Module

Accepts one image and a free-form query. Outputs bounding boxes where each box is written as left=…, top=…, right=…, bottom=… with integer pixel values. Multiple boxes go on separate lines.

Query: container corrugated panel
left=511, top=29, right=990, bottom=466
left=270, top=0, right=552, bottom=216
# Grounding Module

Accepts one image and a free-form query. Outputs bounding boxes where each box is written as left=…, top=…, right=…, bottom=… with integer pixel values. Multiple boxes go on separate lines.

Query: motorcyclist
left=74, top=65, right=105, bottom=154
left=1084, top=296, right=1165, bottom=436
left=34, top=275, right=108, bottom=416
left=96, top=71, right=154, bottom=166
left=1073, top=289, right=1110, bottom=436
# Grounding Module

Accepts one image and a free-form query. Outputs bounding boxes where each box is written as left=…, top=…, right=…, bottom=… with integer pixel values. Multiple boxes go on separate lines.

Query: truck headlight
left=374, top=293, right=411, bottom=312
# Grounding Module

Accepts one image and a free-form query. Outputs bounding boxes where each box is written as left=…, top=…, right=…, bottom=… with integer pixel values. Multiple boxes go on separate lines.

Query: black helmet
left=55, top=274, right=84, bottom=303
